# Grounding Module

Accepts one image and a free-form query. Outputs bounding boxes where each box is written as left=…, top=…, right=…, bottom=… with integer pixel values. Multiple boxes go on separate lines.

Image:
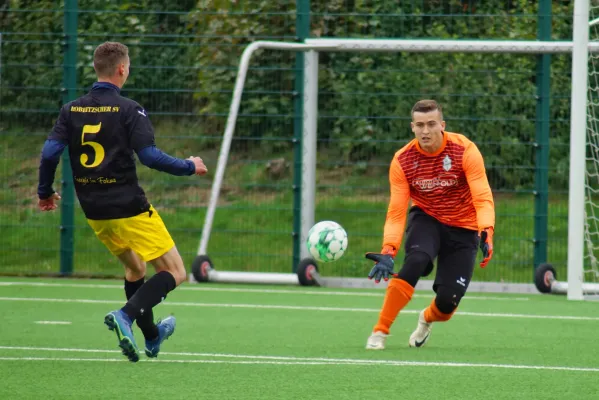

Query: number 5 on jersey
left=80, top=123, right=105, bottom=168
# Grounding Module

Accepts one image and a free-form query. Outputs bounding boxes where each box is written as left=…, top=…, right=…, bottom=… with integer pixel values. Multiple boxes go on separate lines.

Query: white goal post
left=192, top=4, right=598, bottom=296
left=566, top=0, right=591, bottom=300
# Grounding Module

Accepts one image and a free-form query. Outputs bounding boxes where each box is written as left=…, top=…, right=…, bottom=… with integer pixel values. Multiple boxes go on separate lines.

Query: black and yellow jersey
left=43, top=83, right=193, bottom=219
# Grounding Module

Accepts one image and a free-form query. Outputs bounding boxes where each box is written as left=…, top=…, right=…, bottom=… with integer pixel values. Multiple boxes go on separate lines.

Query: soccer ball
left=306, top=221, right=348, bottom=263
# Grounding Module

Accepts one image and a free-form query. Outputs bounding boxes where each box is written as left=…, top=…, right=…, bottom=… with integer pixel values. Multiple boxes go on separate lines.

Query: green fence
left=0, top=1, right=576, bottom=284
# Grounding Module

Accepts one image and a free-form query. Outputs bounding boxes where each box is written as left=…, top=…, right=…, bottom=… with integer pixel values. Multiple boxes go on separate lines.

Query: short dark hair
left=411, top=100, right=443, bottom=119
left=93, top=42, right=129, bottom=77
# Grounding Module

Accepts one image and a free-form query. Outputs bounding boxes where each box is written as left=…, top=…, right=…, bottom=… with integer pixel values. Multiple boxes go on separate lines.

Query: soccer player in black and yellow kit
left=37, top=42, right=207, bottom=362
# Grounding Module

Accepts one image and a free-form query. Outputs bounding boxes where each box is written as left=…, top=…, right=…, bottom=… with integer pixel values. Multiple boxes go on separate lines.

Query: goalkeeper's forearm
left=382, top=223, right=404, bottom=257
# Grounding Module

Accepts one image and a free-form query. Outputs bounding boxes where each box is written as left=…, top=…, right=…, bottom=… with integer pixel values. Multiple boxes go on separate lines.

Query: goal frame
left=192, top=28, right=598, bottom=296
left=566, top=0, right=590, bottom=300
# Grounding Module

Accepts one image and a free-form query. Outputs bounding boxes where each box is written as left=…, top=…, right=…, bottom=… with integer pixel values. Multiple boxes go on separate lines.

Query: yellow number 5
left=80, top=123, right=105, bottom=168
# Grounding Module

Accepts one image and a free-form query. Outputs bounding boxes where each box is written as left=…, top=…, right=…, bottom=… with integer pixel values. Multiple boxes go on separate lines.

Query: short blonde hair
left=93, top=42, right=129, bottom=77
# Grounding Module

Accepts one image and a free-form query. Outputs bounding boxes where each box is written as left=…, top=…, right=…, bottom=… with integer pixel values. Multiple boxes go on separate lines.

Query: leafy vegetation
left=0, top=1, right=575, bottom=190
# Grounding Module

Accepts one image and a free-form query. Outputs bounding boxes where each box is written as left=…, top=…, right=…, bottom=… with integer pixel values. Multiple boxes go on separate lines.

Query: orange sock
left=373, top=278, right=414, bottom=334
left=423, top=298, right=455, bottom=323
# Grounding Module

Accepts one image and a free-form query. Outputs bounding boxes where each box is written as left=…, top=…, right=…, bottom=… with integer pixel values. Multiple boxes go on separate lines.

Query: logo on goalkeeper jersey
left=412, top=174, right=458, bottom=192
left=443, top=155, right=452, bottom=171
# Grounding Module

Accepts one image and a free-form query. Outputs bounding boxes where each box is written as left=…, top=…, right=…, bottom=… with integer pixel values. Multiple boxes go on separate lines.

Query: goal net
left=585, top=4, right=599, bottom=286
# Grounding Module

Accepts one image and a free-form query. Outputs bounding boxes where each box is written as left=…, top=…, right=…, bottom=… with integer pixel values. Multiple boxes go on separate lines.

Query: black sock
left=124, top=278, right=159, bottom=341
left=121, top=271, right=177, bottom=325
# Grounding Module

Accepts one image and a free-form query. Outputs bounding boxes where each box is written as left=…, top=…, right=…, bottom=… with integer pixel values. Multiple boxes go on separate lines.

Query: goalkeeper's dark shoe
left=104, top=310, right=140, bottom=362
left=145, top=316, right=176, bottom=358
left=408, top=310, right=432, bottom=348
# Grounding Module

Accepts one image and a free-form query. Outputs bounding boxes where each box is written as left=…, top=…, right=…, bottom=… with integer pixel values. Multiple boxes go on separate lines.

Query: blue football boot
left=144, top=316, right=176, bottom=358
left=104, top=310, right=140, bottom=363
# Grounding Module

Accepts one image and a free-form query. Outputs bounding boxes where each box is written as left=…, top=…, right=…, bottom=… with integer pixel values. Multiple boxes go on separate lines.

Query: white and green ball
left=306, top=221, right=348, bottom=263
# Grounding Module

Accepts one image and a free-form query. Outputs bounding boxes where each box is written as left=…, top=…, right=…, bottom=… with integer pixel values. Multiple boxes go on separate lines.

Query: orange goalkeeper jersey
left=383, top=131, right=495, bottom=252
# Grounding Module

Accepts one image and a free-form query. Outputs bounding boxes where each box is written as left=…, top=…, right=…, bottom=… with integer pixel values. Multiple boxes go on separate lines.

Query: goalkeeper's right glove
left=366, top=252, right=397, bottom=283
left=479, top=227, right=494, bottom=268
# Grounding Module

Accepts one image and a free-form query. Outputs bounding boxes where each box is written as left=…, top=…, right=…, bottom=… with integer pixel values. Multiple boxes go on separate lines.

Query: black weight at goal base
left=534, top=263, right=599, bottom=296
left=296, top=258, right=322, bottom=287
left=190, top=255, right=322, bottom=286
left=190, top=255, right=213, bottom=283
left=534, top=263, right=557, bottom=293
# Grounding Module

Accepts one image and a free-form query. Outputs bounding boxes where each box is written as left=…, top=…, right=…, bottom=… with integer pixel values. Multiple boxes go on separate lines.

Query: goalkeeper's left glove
left=479, top=227, right=494, bottom=268
left=366, top=252, right=397, bottom=283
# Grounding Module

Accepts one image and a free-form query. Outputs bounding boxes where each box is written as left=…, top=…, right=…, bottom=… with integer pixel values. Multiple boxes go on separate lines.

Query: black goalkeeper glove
left=365, top=253, right=397, bottom=283
left=479, top=227, right=494, bottom=268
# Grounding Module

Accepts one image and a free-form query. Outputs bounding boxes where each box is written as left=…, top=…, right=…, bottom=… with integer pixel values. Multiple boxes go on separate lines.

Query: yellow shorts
left=87, top=205, right=175, bottom=262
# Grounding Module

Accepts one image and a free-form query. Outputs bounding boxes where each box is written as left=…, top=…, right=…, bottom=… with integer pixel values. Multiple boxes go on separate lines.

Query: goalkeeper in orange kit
left=365, top=100, right=495, bottom=349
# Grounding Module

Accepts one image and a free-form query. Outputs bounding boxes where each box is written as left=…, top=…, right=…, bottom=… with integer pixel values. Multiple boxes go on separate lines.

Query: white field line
left=0, top=296, right=596, bottom=321
left=34, top=321, right=72, bottom=325
left=0, top=346, right=597, bottom=372
left=0, top=357, right=400, bottom=366
left=0, top=281, right=529, bottom=301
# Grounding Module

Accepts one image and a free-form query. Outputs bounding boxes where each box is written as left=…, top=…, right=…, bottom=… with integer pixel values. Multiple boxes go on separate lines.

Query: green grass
left=0, top=277, right=596, bottom=400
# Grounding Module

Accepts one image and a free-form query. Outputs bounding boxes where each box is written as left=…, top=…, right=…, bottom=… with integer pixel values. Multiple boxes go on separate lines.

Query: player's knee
left=150, top=247, right=187, bottom=285
left=162, top=262, right=186, bottom=286
left=435, top=286, right=463, bottom=315
left=168, top=255, right=187, bottom=285
left=421, top=260, right=434, bottom=277
left=125, top=269, right=145, bottom=282
left=136, top=262, right=147, bottom=277
left=397, top=251, right=432, bottom=287
left=174, top=268, right=187, bottom=286
left=118, top=250, right=147, bottom=279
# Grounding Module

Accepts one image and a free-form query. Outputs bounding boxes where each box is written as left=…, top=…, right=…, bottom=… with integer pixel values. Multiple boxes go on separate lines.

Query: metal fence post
left=292, top=0, right=310, bottom=272
left=60, top=0, right=78, bottom=275
left=533, top=0, right=552, bottom=274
